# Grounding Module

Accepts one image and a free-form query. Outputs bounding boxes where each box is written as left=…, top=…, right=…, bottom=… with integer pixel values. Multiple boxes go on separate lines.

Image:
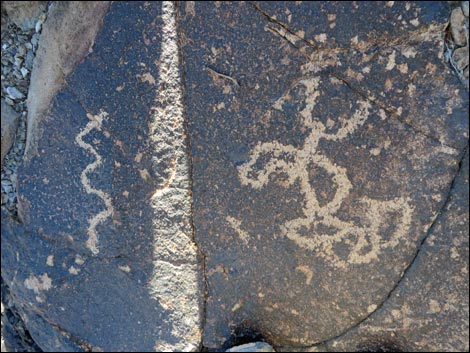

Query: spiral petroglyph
left=75, top=110, right=113, bottom=255
left=229, top=77, right=414, bottom=269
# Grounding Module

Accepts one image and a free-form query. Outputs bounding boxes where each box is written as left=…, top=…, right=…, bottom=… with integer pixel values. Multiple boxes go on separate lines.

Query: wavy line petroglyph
left=229, top=77, right=414, bottom=269
left=75, top=110, right=113, bottom=255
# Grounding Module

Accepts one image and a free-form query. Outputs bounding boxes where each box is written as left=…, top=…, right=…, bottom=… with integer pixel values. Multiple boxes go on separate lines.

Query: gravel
left=1, top=8, right=47, bottom=217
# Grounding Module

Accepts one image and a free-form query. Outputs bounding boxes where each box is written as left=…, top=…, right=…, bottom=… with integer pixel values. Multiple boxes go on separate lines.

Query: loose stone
left=450, top=8, right=468, bottom=46
left=6, top=86, right=24, bottom=99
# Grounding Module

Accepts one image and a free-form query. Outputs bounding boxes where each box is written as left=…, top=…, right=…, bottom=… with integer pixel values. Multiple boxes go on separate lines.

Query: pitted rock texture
left=180, top=1, right=468, bottom=349
left=326, top=149, right=469, bottom=352
left=2, top=2, right=202, bottom=351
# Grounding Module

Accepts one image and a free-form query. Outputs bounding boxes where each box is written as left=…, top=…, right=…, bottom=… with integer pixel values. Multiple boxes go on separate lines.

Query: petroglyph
left=75, top=110, right=113, bottom=255
left=227, top=216, right=250, bottom=244
left=230, top=77, right=414, bottom=269
left=24, top=274, right=52, bottom=294
left=296, top=266, right=313, bottom=285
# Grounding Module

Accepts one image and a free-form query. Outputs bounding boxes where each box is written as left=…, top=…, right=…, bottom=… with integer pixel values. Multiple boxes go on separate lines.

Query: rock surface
left=1, top=1, right=47, bottom=31
left=1, top=1, right=468, bottom=352
left=25, top=1, right=111, bottom=160
left=2, top=1, right=202, bottom=351
left=326, top=149, right=469, bottom=352
left=180, top=1, right=468, bottom=349
left=1, top=99, right=19, bottom=165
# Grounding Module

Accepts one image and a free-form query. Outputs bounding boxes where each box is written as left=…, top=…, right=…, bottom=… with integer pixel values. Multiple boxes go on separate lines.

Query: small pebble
left=14, top=56, right=23, bottom=67
left=31, top=33, right=40, bottom=48
left=2, top=184, right=12, bottom=194
left=25, top=51, right=34, bottom=69
left=20, top=67, right=29, bottom=77
left=17, top=45, right=26, bottom=57
left=6, top=86, right=24, bottom=99
left=36, top=13, right=47, bottom=33
left=35, top=20, right=43, bottom=33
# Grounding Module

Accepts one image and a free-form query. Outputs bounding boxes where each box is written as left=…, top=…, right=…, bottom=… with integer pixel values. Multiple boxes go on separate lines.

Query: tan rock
left=452, top=47, right=469, bottom=71
left=450, top=7, right=468, bottom=46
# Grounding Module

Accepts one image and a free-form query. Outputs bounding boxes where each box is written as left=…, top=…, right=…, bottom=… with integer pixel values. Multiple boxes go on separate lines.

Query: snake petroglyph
left=229, top=76, right=414, bottom=269
left=75, top=110, right=113, bottom=255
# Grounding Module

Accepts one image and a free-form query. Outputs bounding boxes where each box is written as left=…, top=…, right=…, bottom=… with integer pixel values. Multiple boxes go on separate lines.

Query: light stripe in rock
left=148, top=2, right=201, bottom=352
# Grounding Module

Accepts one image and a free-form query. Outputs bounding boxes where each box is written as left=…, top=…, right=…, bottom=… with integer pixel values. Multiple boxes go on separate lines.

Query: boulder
left=180, top=1, right=468, bottom=349
left=2, top=2, right=202, bottom=351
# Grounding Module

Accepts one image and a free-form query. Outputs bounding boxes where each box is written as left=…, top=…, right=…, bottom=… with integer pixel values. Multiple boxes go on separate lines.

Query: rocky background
left=1, top=1, right=469, bottom=352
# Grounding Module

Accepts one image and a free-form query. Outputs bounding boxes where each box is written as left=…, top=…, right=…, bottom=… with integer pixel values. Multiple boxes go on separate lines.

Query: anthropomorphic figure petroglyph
left=230, top=77, right=413, bottom=269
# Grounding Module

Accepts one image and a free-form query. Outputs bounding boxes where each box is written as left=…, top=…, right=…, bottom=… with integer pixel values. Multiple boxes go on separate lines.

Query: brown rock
left=1, top=99, right=19, bottom=166
left=1, top=1, right=47, bottom=31
left=450, top=7, right=468, bottom=46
